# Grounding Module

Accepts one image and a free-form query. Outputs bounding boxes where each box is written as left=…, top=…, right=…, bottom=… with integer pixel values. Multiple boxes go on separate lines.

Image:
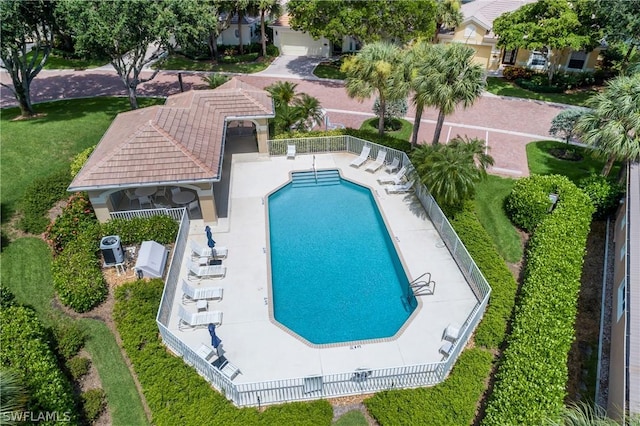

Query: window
left=502, top=49, right=518, bottom=65
left=620, top=242, right=626, bottom=260
left=529, top=51, right=547, bottom=68
left=234, top=29, right=239, bottom=38
left=620, top=212, right=627, bottom=230
left=464, top=24, right=476, bottom=39
left=617, top=278, right=626, bottom=322
left=567, top=50, right=587, bottom=70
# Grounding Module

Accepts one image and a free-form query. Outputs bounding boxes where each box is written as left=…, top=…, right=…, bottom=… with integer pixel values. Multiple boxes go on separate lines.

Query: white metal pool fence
left=152, top=136, right=492, bottom=407
left=110, top=207, right=185, bottom=222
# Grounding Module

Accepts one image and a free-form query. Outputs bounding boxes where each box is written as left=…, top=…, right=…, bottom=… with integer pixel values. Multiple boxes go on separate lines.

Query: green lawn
left=526, top=140, right=620, bottom=183
left=152, top=53, right=271, bottom=73
left=0, top=97, right=165, bottom=222
left=486, top=77, right=595, bottom=107
left=474, top=175, right=522, bottom=263
left=333, top=410, right=368, bottom=425
left=26, top=51, right=109, bottom=70
left=313, top=62, right=347, bottom=80
left=360, top=117, right=413, bottom=141
left=0, top=238, right=149, bottom=425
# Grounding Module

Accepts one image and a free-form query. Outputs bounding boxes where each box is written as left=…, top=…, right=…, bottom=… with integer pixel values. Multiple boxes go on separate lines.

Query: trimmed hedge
left=101, top=215, right=178, bottom=245
left=81, top=389, right=106, bottom=424
left=17, top=167, right=73, bottom=234
left=273, top=128, right=412, bottom=153
left=113, top=280, right=333, bottom=426
left=365, top=349, right=493, bottom=426
left=0, top=306, right=79, bottom=424
left=578, top=174, right=624, bottom=219
left=67, top=357, right=91, bottom=381
left=505, top=175, right=558, bottom=232
left=70, top=145, right=96, bottom=178
left=483, top=175, right=594, bottom=425
left=450, top=205, right=518, bottom=349
left=44, top=193, right=98, bottom=256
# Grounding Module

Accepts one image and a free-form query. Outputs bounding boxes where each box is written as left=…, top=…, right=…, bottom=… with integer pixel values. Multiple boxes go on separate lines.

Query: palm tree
left=411, top=136, right=493, bottom=210
left=256, top=0, right=281, bottom=57
left=433, top=0, right=463, bottom=42
left=266, top=81, right=298, bottom=107
left=293, top=93, right=324, bottom=131
left=405, top=40, right=431, bottom=147
left=0, top=370, right=28, bottom=425
left=576, top=74, right=640, bottom=176
left=411, top=43, right=485, bottom=145
left=234, top=0, right=250, bottom=55
left=266, top=82, right=324, bottom=134
left=342, top=41, right=409, bottom=135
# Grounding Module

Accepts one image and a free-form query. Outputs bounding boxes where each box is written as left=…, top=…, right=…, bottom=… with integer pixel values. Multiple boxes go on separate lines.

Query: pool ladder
left=409, top=272, right=436, bottom=296
left=312, top=155, right=318, bottom=184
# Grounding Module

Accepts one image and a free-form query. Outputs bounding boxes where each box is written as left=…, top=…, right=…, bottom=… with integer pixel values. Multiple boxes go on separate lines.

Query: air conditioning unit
left=100, top=235, right=124, bottom=265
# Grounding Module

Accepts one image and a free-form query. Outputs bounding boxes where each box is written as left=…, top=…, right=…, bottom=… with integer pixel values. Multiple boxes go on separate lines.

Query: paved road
left=0, top=66, right=567, bottom=177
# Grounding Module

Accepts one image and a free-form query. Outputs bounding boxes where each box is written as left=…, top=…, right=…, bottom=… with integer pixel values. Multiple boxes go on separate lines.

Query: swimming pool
left=268, top=170, right=416, bottom=345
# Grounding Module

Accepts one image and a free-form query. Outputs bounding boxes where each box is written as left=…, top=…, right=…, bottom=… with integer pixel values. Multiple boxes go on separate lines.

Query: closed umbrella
left=205, top=225, right=216, bottom=248
left=208, top=323, right=222, bottom=349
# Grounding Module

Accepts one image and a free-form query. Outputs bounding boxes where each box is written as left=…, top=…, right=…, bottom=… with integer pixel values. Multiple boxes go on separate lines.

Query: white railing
left=110, top=207, right=185, bottom=222
left=154, top=136, right=492, bottom=407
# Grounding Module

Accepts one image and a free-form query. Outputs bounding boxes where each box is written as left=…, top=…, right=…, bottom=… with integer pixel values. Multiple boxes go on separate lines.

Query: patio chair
left=190, top=240, right=212, bottom=260
left=187, top=262, right=227, bottom=280
left=287, top=144, right=296, bottom=159
left=171, top=187, right=182, bottom=197
left=349, top=145, right=371, bottom=168
left=377, top=166, right=407, bottom=185
left=138, top=195, right=153, bottom=209
left=385, top=157, right=400, bottom=174
left=177, top=305, right=222, bottom=330
left=384, top=180, right=414, bottom=194
left=188, top=200, right=200, bottom=217
left=212, top=355, right=241, bottom=380
left=196, top=343, right=217, bottom=362
left=155, top=186, right=170, bottom=203
left=181, top=279, right=223, bottom=303
left=365, top=149, right=387, bottom=173
left=443, top=324, right=461, bottom=342
left=124, top=189, right=139, bottom=209
left=439, top=341, right=454, bottom=358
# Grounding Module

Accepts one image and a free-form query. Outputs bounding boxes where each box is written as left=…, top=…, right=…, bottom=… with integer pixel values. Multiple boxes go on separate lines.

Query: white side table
left=196, top=300, right=208, bottom=312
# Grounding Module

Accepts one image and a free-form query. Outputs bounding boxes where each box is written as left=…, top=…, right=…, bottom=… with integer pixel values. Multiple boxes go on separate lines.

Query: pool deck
left=168, top=152, right=478, bottom=384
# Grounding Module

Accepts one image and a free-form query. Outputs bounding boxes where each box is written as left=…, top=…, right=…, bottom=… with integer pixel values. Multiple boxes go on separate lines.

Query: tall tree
left=59, top=0, right=172, bottom=109
left=234, top=0, right=250, bottom=55
left=266, top=81, right=324, bottom=134
left=576, top=74, right=640, bottom=176
left=341, top=42, right=408, bottom=136
left=409, top=43, right=485, bottom=145
left=256, top=0, right=281, bottom=57
left=594, top=0, right=640, bottom=68
left=0, top=0, right=55, bottom=117
left=286, top=0, right=436, bottom=46
left=493, top=0, right=601, bottom=83
left=549, top=107, right=588, bottom=144
left=433, top=0, right=463, bottom=42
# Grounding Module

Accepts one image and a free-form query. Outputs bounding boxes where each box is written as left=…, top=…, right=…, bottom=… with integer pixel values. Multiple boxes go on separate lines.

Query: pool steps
left=291, top=170, right=341, bottom=188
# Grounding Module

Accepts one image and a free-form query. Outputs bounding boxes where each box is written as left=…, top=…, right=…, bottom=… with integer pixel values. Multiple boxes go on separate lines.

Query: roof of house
left=68, top=78, right=274, bottom=191
left=461, top=0, right=535, bottom=31
left=271, top=13, right=291, bottom=27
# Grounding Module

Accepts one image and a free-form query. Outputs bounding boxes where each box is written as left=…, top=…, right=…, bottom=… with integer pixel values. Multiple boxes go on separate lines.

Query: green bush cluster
left=273, top=128, right=412, bottom=153
left=365, top=349, right=493, bottom=425
left=52, top=228, right=107, bottom=313
left=502, top=66, right=534, bottom=81
left=578, top=174, right=624, bottom=219
left=67, top=357, right=91, bottom=380
left=449, top=205, right=518, bottom=349
left=0, top=284, right=16, bottom=308
left=101, top=215, right=179, bottom=245
left=515, top=77, right=564, bottom=93
left=113, top=279, right=333, bottom=426
left=17, top=168, right=73, bottom=234
left=70, top=145, right=96, bottom=178
left=0, top=306, right=79, bottom=424
left=505, top=175, right=559, bottom=232
left=81, top=389, right=106, bottom=424
left=50, top=315, right=87, bottom=359
left=483, top=175, right=594, bottom=425
left=44, top=193, right=97, bottom=255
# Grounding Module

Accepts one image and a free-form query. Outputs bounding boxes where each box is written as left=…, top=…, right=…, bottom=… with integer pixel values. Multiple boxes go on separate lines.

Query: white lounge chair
left=177, top=305, right=223, bottom=329
left=286, top=144, right=296, bottom=159
left=443, top=324, right=461, bottom=342
left=384, top=180, right=414, bottom=194
left=349, top=145, right=371, bottom=168
left=377, top=166, right=407, bottom=185
left=187, top=262, right=227, bottom=280
left=365, top=149, right=387, bottom=173
left=181, top=279, right=223, bottom=303
left=190, top=240, right=228, bottom=260
left=196, top=343, right=217, bottom=361
left=385, top=157, right=400, bottom=174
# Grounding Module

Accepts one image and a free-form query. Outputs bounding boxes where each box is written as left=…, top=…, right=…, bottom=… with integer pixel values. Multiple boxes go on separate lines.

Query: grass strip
left=485, top=77, right=594, bottom=107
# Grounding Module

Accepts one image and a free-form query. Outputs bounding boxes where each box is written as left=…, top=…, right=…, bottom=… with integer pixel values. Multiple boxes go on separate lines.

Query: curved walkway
left=0, top=67, right=568, bottom=177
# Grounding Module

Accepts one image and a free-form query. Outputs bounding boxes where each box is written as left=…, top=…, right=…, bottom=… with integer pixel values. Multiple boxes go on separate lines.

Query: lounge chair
left=385, top=157, right=400, bottom=174
left=365, top=149, right=387, bottom=173
left=187, top=262, right=227, bottom=280
left=349, top=145, right=371, bottom=168
left=196, top=343, right=217, bottom=361
left=177, top=305, right=223, bottom=330
left=377, top=166, right=407, bottom=185
left=443, top=324, right=461, bottom=342
left=181, top=279, right=223, bottom=303
left=190, top=240, right=228, bottom=260
left=384, top=180, right=414, bottom=194
left=286, top=144, right=296, bottom=159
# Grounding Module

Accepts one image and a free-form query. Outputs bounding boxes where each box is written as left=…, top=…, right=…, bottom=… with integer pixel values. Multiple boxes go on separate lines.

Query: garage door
left=279, top=32, right=326, bottom=56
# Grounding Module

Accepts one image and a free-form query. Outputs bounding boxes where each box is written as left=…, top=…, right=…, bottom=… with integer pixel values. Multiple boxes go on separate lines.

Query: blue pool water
left=268, top=170, right=415, bottom=345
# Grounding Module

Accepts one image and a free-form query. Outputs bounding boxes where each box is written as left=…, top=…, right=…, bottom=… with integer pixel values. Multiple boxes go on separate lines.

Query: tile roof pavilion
left=69, top=78, right=274, bottom=191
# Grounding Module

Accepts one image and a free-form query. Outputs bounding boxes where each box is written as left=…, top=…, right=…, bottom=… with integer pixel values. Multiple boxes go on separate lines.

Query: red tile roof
left=69, top=78, right=274, bottom=191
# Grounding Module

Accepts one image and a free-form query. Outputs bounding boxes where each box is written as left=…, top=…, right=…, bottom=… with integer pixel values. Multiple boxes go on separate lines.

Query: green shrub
left=51, top=315, right=86, bottom=359
left=578, top=174, right=624, bottom=219
left=449, top=204, right=518, bottom=349
left=502, top=66, right=534, bottom=81
left=17, top=167, right=73, bottom=234
left=365, top=349, right=493, bottom=426
left=0, top=306, right=79, bottom=423
left=266, top=44, right=279, bottom=57
left=81, top=388, right=106, bottom=423
left=483, top=176, right=594, bottom=425
left=44, top=193, right=98, bottom=255
left=505, top=175, right=558, bottom=232
left=67, top=357, right=91, bottom=380
left=0, top=285, right=16, bottom=308
left=114, top=279, right=333, bottom=426
left=70, top=145, right=96, bottom=178
left=101, top=215, right=179, bottom=245
left=515, top=77, right=564, bottom=93
left=52, top=229, right=107, bottom=313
